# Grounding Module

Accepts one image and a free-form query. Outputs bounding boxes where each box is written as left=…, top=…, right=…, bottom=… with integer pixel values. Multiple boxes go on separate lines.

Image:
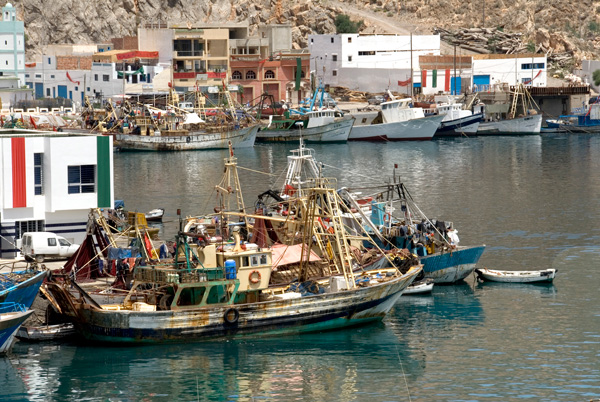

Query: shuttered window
left=68, top=165, right=96, bottom=194
left=34, top=153, right=43, bottom=195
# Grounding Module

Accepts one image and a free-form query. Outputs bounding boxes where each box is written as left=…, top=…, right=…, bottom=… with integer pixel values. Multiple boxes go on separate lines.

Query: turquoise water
left=3, top=134, right=600, bottom=401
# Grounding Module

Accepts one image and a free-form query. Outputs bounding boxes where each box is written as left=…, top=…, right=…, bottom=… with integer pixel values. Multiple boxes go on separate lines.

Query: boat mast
left=215, top=142, right=248, bottom=228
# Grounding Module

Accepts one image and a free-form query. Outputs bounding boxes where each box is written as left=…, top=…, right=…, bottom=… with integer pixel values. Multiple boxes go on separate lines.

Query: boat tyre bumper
left=223, top=308, right=239, bottom=326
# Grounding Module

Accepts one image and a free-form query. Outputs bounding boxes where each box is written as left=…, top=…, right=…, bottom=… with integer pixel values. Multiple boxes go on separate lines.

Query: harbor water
left=3, top=134, right=600, bottom=401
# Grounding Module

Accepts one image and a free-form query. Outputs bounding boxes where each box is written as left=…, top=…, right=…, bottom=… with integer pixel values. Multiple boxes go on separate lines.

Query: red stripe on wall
left=11, top=137, right=26, bottom=208
left=445, top=69, right=451, bottom=92
left=421, top=70, right=427, bottom=88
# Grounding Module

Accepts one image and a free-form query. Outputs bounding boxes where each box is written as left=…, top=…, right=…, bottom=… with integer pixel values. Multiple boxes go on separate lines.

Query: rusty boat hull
left=46, top=267, right=420, bottom=343
left=114, top=124, right=258, bottom=151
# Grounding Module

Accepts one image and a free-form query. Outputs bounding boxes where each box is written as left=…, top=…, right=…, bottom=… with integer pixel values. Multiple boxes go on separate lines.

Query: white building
left=308, top=33, right=440, bottom=92
left=471, top=54, right=548, bottom=91
left=0, top=130, right=114, bottom=258
left=0, top=2, right=25, bottom=85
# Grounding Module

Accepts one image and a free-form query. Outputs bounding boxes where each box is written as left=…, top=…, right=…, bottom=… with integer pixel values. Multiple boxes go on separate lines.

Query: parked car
left=20, top=232, right=80, bottom=263
left=368, top=95, right=385, bottom=105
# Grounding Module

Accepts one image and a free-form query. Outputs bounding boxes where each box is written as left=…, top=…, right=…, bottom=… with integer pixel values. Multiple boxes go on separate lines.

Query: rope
left=236, top=165, right=278, bottom=176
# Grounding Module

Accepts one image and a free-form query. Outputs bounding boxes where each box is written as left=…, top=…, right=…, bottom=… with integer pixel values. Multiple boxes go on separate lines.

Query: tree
left=593, top=70, right=600, bottom=87
left=334, top=14, right=363, bottom=34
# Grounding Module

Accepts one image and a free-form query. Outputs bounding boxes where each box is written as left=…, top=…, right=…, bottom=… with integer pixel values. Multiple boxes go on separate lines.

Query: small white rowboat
left=475, top=268, right=557, bottom=283
left=403, top=278, right=434, bottom=295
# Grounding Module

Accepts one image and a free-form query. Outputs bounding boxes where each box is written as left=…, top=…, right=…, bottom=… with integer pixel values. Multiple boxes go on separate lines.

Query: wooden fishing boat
left=0, top=269, right=47, bottom=307
left=474, top=268, right=557, bottom=283
left=16, top=323, right=76, bottom=342
left=0, top=303, right=33, bottom=354
left=43, top=147, right=422, bottom=343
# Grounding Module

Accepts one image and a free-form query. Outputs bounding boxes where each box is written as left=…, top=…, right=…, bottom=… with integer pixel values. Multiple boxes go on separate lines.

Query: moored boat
left=349, top=94, right=443, bottom=141
left=0, top=303, right=33, bottom=354
left=475, top=267, right=557, bottom=283
left=477, top=114, right=542, bottom=135
left=403, top=278, right=434, bottom=295
left=145, top=208, right=165, bottom=222
left=0, top=269, right=48, bottom=307
left=16, top=323, right=76, bottom=342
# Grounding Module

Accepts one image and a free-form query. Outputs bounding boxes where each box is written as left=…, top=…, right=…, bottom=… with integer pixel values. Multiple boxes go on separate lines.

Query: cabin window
left=251, top=256, right=259, bottom=266
left=242, top=256, right=249, bottom=267
left=15, top=220, right=45, bottom=239
left=260, top=254, right=268, bottom=265
left=246, top=70, right=256, bottom=80
left=34, top=153, right=43, bottom=195
left=68, top=165, right=96, bottom=194
left=264, top=70, right=275, bottom=79
left=232, top=70, right=242, bottom=80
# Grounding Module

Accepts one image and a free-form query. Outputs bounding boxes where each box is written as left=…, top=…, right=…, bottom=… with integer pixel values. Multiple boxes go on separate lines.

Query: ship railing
left=0, top=302, right=26, bottom=314
left=134, top=266, right=225, bottom=284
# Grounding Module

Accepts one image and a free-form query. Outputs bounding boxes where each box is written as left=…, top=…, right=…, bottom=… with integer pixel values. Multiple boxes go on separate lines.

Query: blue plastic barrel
left=225, top=259, right=236, bottom=279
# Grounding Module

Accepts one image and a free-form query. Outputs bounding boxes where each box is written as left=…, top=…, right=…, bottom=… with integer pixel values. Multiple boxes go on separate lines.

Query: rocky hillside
left=15, top=0, right=600, bottom=70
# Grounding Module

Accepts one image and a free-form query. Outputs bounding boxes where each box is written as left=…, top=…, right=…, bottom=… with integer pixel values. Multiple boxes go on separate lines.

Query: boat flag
left=398, top=78, right=412, bottom=87
left=421, top=70, right=427, bottom=87
left=66, top=71, right=80, bottom=85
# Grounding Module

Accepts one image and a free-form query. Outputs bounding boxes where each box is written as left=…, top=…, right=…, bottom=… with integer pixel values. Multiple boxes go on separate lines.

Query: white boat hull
left=477, top=114, right=542, bottom=135
left=257, top=117, right=354, bottom=142
left=349, top=114, right=444, bottom=141
left=114, top=124, right=258, bottom=151
left=475, top=268, right=557, bottom=283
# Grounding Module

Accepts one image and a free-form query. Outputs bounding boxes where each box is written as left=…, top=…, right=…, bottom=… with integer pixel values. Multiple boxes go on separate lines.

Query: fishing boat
left=429, top=95, right=484, bottom=137
left=476, top=83, right=542, bottom=135
left=475, top=268, right=557, bottom=283
left=0, top=268, right=48, bottom=307
left=145, top=208, right=164, bottom=223
left=0, top=303, right=33, bottom=354
left=348, top=92, right=444, bottom=141
left=256, top=84, right=353, bottom=143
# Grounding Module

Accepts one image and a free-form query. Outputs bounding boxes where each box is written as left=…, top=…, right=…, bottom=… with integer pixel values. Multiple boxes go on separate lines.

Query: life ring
left=223, top=308, right=239, bottom=325
left=249, top=270, right=261, bottom=284
left=186, top=136, right=191, bottom=143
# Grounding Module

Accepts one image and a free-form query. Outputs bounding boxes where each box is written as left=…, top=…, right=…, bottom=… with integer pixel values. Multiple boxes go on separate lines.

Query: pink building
left=230, top=54, right=311, bottom=106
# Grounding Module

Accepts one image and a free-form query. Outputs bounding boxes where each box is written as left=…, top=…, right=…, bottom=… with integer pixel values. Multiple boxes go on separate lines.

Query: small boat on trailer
left=474, top=268, right=557, bottom=283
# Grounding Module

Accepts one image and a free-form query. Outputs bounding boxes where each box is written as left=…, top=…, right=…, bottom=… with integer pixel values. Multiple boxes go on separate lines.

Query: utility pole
left=482, top=0, right=485, bottom=27
left=453, top=43, right=457, bottom=95
left=410, top=32, right=413, bottom=98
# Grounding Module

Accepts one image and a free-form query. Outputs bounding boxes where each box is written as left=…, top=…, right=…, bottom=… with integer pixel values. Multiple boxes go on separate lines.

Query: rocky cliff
left=15, top=0, right=600, bottom=69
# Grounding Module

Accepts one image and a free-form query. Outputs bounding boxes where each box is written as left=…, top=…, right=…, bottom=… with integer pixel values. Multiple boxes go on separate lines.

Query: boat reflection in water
left=10, top=326, right=425, bottom=401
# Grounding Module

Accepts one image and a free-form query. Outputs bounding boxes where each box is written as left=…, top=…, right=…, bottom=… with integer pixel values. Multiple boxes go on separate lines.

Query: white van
left=20, top=232, right=80, bottom=263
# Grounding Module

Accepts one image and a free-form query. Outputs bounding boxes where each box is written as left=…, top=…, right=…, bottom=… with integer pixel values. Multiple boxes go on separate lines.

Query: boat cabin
left=380, top=98, right=425, bottom=123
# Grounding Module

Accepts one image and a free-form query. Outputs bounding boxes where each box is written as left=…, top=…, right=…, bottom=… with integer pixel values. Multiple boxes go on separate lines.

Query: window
left=332, top=70, right=337, bottom=76
left=332, top=54, right=337, bottom=62
left=348, top=37, right=352, bottom=43
left=34, top=153, right=43, bottom=195
left=521, top=63, right=545, bottom=70
left=47, top=237, right=57, bottom=247
left=75, top=86, right=78, bottom=91
left=348, top=56, right=352, bottom=62
left=260, top=254, right=267, bottom=265
left=35, top=74, right=41, bottom=78
left=25, top=74, right=29, bottom=78
left=15, top=220, right=44, bottom=239
left=246, top=70, right=256, bottom=80
left=46, top=88, right=51, bottom=97
left=231, top=70, right=242, bottom=80
left=47, top=57, right=51, bottom=64
left=68, top=165, right=96, bottom=194
left=103, top=74, right=109, bottom=82
left=331, top=37, right=334, bottom=43
left=58, top=238, right=71, bottom=246
left=87, top=87, right=90, bottom=92
left=358, top=51, right=376, bottom=56
left=50, top=75, right=55, bottom=78
left=264, top=70, right=275, bottom=79
left=94, top=74, right=98, bottom=81
left=310, top=38, right=313, bottom=43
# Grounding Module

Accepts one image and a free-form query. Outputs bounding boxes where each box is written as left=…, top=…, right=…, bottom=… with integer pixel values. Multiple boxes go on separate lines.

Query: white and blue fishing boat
left=0, top=302, right=33, bottom=354
left=0, top=269, right=47, bottom=307
left=342, top=180, right=485, bottom=284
